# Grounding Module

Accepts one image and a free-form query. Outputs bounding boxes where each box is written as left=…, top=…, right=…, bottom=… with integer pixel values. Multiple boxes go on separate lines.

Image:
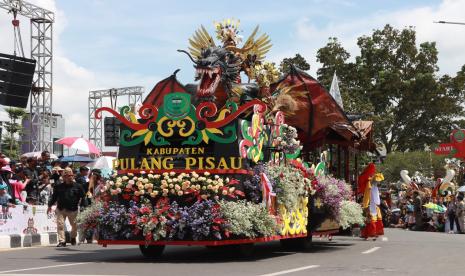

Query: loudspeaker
left=0, top=53, right=36, bottom=108
left=104, top=117, right=120, bottom=146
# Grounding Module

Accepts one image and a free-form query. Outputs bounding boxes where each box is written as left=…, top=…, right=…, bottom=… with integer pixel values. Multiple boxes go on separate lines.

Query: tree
left=316, top=37, right=373, bottom=114
left=377, top=151, right=445, bottom=184
left=2, top=107, right=26, bottom=158
left=279, top=53, right=310, bottom=74
left=316, top=25, right=465, bottom=153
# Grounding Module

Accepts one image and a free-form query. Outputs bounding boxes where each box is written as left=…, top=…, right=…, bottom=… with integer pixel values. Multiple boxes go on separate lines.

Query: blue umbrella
left=59, top=155, right=94, bottom=163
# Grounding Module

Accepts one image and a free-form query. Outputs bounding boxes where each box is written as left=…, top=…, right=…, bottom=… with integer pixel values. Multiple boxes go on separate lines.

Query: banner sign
left=98, top=94, right=269, bottom=173
left=0, top=206, right=70, bottom=235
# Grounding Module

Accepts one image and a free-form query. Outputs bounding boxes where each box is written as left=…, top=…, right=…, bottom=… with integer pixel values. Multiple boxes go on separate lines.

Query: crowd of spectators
left=380, top=187, right=465, bottom=233
left=0, top=150, right=105, bottom=246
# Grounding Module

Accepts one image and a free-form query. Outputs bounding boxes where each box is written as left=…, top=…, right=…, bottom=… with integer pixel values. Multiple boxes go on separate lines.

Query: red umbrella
left=55, top=137, right=100, bottom=155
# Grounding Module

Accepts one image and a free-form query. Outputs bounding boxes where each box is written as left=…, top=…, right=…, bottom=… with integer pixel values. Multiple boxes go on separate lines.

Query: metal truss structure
left=89, top=86, right=144, bottom=150
left=0, top=0, right=54, bottom=152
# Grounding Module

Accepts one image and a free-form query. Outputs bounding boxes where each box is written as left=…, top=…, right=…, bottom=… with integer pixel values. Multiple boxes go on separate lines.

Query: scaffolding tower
left=0, top=0, right=55, bottom=152
left=88, top=86, right=144, bottom=150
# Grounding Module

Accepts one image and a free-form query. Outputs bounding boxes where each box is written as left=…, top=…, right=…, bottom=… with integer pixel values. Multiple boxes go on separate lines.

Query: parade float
left=78, top=19, right=364, bottom=257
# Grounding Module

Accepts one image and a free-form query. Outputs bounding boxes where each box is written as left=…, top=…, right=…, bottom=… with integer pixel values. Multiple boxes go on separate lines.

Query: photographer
left=24, top=158, right=39, bottom=204
left=87, top=168, right=103, bottom=198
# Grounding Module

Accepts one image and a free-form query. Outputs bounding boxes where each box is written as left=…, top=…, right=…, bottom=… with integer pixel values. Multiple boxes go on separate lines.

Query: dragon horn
left=177, top=49, right=199, bottom=64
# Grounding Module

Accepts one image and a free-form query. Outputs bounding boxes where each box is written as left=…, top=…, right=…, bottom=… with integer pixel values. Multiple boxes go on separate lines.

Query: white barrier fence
left=0, top=206, right=68, bottom=235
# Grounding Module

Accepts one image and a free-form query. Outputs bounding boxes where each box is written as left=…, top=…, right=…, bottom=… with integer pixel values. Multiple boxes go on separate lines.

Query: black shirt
left=24, top=167, right=39, bottom=200
left=48, top=181, right=86, bottom=211
left=75, top=175, right=89, bottom=193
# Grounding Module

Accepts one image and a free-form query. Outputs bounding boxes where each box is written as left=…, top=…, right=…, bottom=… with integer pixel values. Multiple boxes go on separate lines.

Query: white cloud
left=278, top=0, right=465, bottom=76
left=0, top=0, right=158, bottom=144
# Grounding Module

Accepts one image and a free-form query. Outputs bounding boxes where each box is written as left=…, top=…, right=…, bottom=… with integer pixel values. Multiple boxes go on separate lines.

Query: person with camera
left=47, top=168, right=86, bottom=247
left=87, top=168, right=103, bottom=197
left=24, top=158, right=40, bottom=204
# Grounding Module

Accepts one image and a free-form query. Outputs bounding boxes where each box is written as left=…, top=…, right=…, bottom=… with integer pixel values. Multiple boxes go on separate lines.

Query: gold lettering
left=191, top=148, right=197, bottom=155
left=160, top=148, right=165, bottom=154
left=151, top=157, right=162, bottom=170
left=163, top=157, right=174, bottom=169
left=146, top=148, right=153, bottom=155
left=173, top=148, right=179, bottom=155
left=230, top=157, right=242, bottom=169
left=205, top=157, right=215, bottom=170
left=185, top=157, right=197, bottom=170
left=140, top=158, right=150, bottom=170
left=179, top=148, right=185, bottom=155
left=198, top=157, right=204, bottom=170
left=217, top=157, right=229, bottom=170
left=120, top=158, right=128, bottom=170
left=112, top=159, right=119, bottom=170
left=198, top=147, right=205, bottom=154
left=130, top=158, right=136, bottom=170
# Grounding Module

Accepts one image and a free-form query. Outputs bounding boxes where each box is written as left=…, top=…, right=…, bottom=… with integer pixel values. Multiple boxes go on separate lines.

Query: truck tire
left=139, top=244, right=165, bottom=258
left=236, top=243, right=255, bottom=257
left=280, top=235, right=312, bottom=251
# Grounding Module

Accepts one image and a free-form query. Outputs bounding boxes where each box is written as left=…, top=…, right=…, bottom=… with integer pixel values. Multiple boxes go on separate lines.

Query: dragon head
left=193, top=47, right=240, bottom=99
left=181, top=21, right=272, bottom=101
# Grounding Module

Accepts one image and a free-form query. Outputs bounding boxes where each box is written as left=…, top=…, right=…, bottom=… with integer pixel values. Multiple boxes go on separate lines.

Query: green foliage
left=2, top=107, right=26, bottom=158
left=377, top=151, right=445, bottom=183
left=316, top=25, right=465, bottom=153
left=279, top=53, right=310, bottom=75
left=219, top=200, right=277, bottom=238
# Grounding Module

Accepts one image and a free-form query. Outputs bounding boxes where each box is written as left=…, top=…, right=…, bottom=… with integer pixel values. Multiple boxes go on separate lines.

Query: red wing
left=143, top=70, right=188, bottom=106
left=271, top=67, right=354, bottom=149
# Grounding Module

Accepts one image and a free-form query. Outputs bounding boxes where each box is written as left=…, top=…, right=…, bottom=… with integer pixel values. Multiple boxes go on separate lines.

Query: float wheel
left=139, top=244, right=165, bottom=258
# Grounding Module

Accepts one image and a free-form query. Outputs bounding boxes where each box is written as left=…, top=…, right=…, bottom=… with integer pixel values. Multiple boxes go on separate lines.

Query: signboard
left=97, top=93, right=270, bottom=174
left=434, top=129, right=465, bottom=159
left=0, top=206, right=70, bottom=235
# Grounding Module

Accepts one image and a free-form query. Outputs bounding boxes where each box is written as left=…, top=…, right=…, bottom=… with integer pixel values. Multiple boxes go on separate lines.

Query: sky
left=0, top=0, right=464, bottom=143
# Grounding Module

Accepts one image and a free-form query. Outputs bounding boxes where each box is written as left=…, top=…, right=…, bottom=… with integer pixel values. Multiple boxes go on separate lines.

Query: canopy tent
left=58, top=155, right=94, bottom=163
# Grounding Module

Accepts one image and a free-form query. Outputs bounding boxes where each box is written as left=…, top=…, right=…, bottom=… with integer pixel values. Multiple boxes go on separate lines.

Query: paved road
left=0, top=228, right=463, bottom=276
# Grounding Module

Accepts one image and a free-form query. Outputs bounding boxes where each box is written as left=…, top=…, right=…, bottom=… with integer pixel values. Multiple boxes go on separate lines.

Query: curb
left=0, top=232, right=59, bottom=249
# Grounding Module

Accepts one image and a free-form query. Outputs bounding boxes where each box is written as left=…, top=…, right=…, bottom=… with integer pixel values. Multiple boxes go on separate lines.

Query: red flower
left=229, top=179, right=239, bottom=185
left=151, top=216, right=159, bottom=224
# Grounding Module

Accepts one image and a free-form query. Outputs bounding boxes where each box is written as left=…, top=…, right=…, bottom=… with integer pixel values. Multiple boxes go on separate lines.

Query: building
left=21, top=113, right=65, bottom=156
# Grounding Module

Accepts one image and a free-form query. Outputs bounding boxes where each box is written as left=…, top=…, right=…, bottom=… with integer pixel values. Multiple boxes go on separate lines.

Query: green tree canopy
left=279, top=53, right=310, bottom=74
left=316, top=25, right=465, bottom=153
left=2, top=107, right=26, bottom=158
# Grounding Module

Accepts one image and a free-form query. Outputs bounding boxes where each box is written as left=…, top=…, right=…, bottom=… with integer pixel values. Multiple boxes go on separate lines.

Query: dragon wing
left=188, top=25, right=216, bottom=59
left=239, top=25, right=272, bottom=61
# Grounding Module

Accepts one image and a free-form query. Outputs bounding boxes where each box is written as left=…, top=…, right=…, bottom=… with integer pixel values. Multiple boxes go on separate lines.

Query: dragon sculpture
left=179, top=19, right=289, bottom=108
left=179, top=19, right=352, bottom=149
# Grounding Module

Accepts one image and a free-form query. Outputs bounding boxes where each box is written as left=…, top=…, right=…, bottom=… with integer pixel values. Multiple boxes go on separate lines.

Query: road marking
left=362, top=246, right=381, bottom=254
left=0, top=275, right=124, bottom=276
left=258, top=265, right=320, bottom=276
left=0, top=262, right=90, bottom=274
left=382, top=237, right=388, bottom=242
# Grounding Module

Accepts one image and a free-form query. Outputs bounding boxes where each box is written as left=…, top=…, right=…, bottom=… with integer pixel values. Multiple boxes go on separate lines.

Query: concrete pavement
left=0, top=228, right=463, bottom=276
